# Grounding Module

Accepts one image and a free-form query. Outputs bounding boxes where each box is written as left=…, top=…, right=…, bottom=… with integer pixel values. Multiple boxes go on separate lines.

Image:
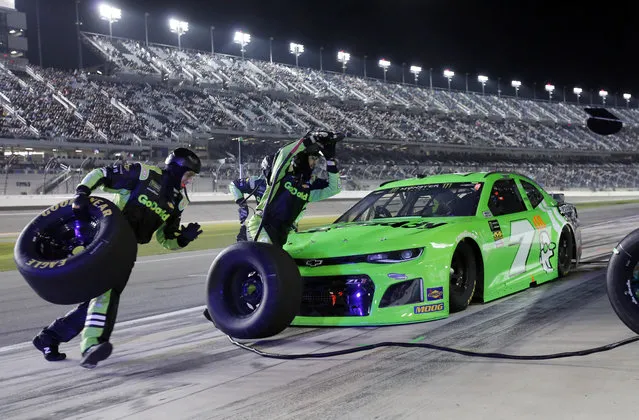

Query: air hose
left=227, top=334, right=639, bottom=360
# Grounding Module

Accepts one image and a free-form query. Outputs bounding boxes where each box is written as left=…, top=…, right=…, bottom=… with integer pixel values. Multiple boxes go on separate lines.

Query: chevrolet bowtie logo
left=305, top=259, right=323, bottom=267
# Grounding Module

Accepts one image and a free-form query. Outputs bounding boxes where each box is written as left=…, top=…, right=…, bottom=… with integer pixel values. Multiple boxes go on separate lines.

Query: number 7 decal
left=509, top=219, right=536, bottom=277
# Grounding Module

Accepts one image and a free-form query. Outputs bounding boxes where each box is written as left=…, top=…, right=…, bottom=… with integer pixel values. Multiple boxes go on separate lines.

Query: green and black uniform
left=37, top=161, right=192, bottom=355
left=247, top=137, right=341, bottom=246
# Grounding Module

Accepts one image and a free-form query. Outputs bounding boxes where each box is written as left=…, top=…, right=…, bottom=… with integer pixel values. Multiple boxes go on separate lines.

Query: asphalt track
left=1, top=203, right=639, bottom=419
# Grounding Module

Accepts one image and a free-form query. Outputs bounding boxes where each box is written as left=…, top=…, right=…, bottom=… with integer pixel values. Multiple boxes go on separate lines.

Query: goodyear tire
left=206, top=241, right=303, bottom=339
left=606, top=228, right=639, bottom=334
left=14, top=196, right=137, bottom=305
left=449, top=241, right=477, bottom=313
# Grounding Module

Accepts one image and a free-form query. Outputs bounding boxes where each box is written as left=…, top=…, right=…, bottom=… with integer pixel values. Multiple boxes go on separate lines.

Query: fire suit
left=36, top=162, right=194, bottom=356
left=247, top=137, right=341, bottom=246
left=229, top=175, right=267, bottom=241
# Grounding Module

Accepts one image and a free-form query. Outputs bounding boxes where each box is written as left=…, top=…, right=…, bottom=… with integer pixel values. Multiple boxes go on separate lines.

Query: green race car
left=284, top=172, right=582, bottom=326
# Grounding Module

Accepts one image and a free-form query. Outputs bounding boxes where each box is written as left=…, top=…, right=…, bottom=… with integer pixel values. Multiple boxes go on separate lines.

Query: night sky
left=13, top=0, right=639, bottom=99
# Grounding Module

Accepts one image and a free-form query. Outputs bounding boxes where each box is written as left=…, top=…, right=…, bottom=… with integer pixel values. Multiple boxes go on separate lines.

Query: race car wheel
left=206, top=241, right=303, bottom=339
left=449, top=241, right=477, bottom=313
left=14, top=197, right=137, bottom=305
left=606, top=228, right=639, bottom=334
left=557, top=229, right=574, bottom=278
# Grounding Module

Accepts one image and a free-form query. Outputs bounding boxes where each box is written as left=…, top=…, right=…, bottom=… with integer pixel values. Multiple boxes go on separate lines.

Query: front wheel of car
left=449, top=241, right=477, bottom=313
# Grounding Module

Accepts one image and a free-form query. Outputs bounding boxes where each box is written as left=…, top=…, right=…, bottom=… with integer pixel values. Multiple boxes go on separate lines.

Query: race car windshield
left=336, top=182, right=484, bottom=222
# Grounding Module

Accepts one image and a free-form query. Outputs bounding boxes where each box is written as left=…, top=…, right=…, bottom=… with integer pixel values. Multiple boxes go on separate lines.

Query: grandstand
left=2, top=30, right=639, bottom=194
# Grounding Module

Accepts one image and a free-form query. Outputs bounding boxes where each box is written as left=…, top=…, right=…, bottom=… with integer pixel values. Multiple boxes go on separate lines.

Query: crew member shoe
left=203, top=308, right=213, bottom=322
left=32, top=334, right=66, bottom=362
left=80, top=342, right=113, bottom=369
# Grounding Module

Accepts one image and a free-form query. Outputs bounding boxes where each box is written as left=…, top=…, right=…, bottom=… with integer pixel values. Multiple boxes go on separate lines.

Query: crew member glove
left=72, top=185, right=91, bottom=221
left=238, top=204, right=249, bottom=223
left=321, top=141, right=337, bottom=160
left=177, top=222, right=203, bottom=247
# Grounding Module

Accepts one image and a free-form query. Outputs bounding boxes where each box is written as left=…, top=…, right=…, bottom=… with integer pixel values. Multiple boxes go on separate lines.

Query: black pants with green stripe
left=40, top=286, right=124, bottom=354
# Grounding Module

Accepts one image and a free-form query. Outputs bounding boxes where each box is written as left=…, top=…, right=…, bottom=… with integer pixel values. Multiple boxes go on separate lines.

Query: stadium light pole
left=465, top=73, right=469, bottom=93
left=289, top=42, right=304, bottom=67
left=269, top=37, right=274, bottom=64
left=562, top=86, right=566, bottom=103
left=599, top=89, right=608, bottom=105
left=363, top=55, right=368, bottom=77
left=497, top=77, right=501, bottom=98
left=511, top=80, right=521, bottom=98
left=234, top=31, right=251, bottom=59
left=99, top=4, right=121, bottom=39
left=379, top=58, right=391, bottom=82
left=402, top=62, right=406, bottom=84
left=573, top=87, right=582, bottom=105
left=478, top=75, right=488, bottom=96
left=337, top=50, right=350, bottom=73
left=144, top=12, right=149, bottom=46
left=75, top=0, right=83, bottom=70
left=429, top=68, right=433, bottom=92
left=410, top=66, right=422, bottom=85
left=624, top=93, right=632, bottom=108
left=545, top=83, right=555, bottom=102
left=169, top=19, right=188, bottom=50
left=443, top=69, right=454, bottom=91
left=210, top=26, right=215, bottom=54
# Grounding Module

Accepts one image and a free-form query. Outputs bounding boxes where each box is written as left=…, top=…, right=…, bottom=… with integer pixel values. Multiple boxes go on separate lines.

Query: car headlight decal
left=366, top=248, right=423, bottom=263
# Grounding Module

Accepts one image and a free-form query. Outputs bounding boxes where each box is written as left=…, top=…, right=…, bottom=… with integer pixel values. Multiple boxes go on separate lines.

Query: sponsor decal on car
left=414, top=303, right=445, bottom=314
left=426, top=287, right=444, bottom=301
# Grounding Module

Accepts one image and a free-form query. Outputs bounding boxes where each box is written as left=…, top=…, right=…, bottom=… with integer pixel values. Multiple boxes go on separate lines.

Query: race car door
left=485, top=178, right=538, bottom=291
left=517, top=178, right=562, bottom=282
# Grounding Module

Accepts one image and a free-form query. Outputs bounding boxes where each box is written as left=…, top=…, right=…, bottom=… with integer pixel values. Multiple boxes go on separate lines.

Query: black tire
left=558, top=229, right=574, bottom=278
left=449, top=241, right=477, bottom=313
left=206, top=241, right=303, bottom=339
left=606, top=228, right=639, bottom=334
left=14, top=196, right=137, bottom=305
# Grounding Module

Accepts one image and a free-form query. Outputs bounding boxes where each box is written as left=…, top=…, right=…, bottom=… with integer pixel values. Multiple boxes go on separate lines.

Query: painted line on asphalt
left=0, top=305, right=209, bottom=354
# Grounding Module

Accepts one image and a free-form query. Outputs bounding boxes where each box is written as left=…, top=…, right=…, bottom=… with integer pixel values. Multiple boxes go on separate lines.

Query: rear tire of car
left=205, top=241, right=303, bottom=339
left=558, top=229, right=574, bottom=278
left=449, top=241, right=477, bottom=313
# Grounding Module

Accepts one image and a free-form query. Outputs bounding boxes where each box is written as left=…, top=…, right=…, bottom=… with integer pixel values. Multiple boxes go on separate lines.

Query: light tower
left=599, top=89, right=608, bottom=105
left=573, top=87, right=582, bottom=105
left=169, top=19, right=189, bottom=50
left=443, top=69, right=454, bottom=91
left=623, top=93, right=632, bottom=108
left=289, top=42, right=304, bottom=67
left=233, top=31, right=251, bottom=59
left=511, top=80, right=521, bottom=98
left=478, top=75, right=488, bottom=95
left=545, top=83, right=555, bottom=102
left=378, top=58, right=391, bottom=82
left=410, top=66, right=422, bottom=84
left=337, top=50, right=350, bottom=73
left=98, top=4, right=121, bottom=39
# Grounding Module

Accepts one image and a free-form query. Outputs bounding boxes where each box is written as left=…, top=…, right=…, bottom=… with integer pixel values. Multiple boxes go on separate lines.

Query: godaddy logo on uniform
left=138, top=194, right=170, bottom=221
left=284, top=181, right=309, bottom=201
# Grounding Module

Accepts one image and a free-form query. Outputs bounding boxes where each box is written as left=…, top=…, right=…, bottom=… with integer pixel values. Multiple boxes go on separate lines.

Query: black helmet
left=261, top=153, right=276, bottom=182
left=165, top=148, right=201, bottom=174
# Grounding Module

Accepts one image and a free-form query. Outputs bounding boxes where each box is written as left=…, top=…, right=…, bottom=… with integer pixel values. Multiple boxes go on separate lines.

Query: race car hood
left=285, top=217, right=454, bottom=259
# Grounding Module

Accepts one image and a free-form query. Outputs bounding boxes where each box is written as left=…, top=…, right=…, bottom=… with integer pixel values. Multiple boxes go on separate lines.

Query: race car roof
left=376, top=171, right=534, bottom=190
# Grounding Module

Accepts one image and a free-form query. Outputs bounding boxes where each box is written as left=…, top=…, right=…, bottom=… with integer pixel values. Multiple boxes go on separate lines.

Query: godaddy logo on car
left=138, top=194, right=170, bottom=221
left=284, top=181, right=309, bottom=201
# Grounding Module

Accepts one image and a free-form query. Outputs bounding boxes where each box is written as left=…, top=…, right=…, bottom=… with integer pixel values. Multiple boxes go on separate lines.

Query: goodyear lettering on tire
left=40, top=198, right=113, bottom=218
left=25, top=259, right=67, bottom=269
